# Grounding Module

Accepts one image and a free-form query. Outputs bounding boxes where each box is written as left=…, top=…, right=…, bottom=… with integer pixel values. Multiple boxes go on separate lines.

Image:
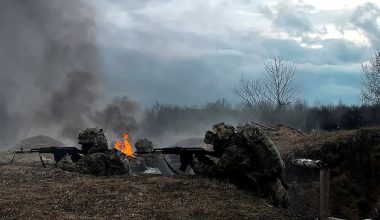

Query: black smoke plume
left=0, top=0, right=139, bottom=147
left=92, top=96, right=140, bottom=135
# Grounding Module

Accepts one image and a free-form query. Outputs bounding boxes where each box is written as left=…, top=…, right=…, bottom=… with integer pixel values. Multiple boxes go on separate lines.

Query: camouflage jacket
left=57, top=149, right=130, bottom=175
left=192, top=124, right=285, bottom=181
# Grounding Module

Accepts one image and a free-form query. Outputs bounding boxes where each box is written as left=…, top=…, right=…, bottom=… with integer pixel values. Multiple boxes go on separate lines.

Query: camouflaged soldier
left=191, top=122, right=289, bottom=207
left=134, top=138, right=154, bottom=154
left=57, top=128, right=130, bottom=175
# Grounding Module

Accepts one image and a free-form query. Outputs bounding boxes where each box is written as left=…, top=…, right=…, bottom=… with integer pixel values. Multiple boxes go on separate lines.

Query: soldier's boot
left=268, top=179, right=289, bottom=208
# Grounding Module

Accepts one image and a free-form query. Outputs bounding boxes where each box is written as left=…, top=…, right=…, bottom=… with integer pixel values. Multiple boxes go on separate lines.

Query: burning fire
left=114, top=133, right=134, bottom=157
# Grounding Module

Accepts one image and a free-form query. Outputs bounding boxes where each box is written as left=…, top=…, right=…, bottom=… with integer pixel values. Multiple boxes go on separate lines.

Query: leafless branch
left=234, top=56, right=300, bottom=111
left=361, top=51, right=380, bottom=104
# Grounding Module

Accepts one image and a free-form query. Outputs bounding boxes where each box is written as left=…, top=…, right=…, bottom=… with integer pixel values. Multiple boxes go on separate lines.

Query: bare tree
left=361, top=51, right=380, bottom=104
left=234, top=56, right=299, bottom=111
left=233, top=75, right=262, bottom=109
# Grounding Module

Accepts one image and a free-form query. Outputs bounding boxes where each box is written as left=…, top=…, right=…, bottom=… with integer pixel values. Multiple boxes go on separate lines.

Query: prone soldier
left=191, top=122, right=289, bottom=207
left=57, top=128, right=130, bottom=175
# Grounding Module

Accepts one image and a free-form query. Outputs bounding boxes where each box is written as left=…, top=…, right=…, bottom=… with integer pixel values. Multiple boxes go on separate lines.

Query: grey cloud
left=1, top=0, right=374, bottom=148
left=103, top=48, right=243, bottom=106
left=274, top=6, right=312, bottom=35
left=297, top=64, right=361, bottom=104
left=96, top=0, right=371, bottom=109
left=258, top=6, right=275, bottom=19
left=98, top=1, right=374, bottom=110
left=351, top=2, right=380, bottom=47
left=261, top=37, right=371, bottom=65
left=258, top=4, right=312, bottom=36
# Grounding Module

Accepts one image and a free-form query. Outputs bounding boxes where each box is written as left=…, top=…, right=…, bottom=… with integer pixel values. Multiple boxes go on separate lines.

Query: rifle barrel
left=153, top=147, right=219, bottom=157
left=13, top=147, right=82, bottom=154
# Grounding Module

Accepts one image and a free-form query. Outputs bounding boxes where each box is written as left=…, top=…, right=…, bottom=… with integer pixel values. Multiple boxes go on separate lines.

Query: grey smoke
left=35, top=71, right=98, bottom=138
left=92, top=96, right=140, bottom=135
left=0, top=0, right=139, bottom=147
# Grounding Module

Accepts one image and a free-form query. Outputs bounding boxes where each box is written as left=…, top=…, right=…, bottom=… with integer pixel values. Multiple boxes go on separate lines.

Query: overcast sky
left=91, top=0, right=380, bottom=106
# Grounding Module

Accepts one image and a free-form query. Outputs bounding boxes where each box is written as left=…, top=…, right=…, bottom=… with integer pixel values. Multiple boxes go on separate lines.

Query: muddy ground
left=0, top=152, right=316, bottom=220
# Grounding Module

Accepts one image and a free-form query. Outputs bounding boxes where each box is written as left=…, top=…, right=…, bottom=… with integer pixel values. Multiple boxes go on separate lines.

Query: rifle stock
left=153, top=147, right=219, bottom=172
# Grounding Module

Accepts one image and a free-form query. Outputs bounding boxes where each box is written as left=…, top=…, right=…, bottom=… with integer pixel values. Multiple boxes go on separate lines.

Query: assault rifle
left=12, top=146, right=85, bottom=167
left=152, top=147, right=220, bottom=172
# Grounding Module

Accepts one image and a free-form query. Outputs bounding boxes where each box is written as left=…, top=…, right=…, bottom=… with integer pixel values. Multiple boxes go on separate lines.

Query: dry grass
left=0, top=158, right=303, bottom=220
left=1, top=126, right=341, bottom=220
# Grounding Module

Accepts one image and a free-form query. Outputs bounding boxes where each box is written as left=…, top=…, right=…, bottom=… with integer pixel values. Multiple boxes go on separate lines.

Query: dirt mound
left=277, top=127, right=380, bottom=162
left=14, top=135, right=66, bottom=150
left=265, top=124, right=308, bottom=156
left=269, top=126, right=380, bottom=219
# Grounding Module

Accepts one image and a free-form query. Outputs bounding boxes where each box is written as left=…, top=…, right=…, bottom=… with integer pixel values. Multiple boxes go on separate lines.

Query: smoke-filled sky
left=0, top=0, right=139, bottom=146
left=1, top=0, right=380, bottom=146
left=91, top=0, right=380, bottom=105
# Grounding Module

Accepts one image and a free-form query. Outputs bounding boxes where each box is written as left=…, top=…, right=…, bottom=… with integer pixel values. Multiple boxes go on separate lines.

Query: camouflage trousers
left=57, top=151, right=130, bottom=175
left=235, top=173, right=289, bottom=208
left=266, top=178, right=289, bottom=208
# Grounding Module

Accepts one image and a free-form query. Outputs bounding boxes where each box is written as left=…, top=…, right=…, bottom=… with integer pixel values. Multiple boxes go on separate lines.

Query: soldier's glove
left=195, top=154, right=215, bottom=166
left=179, top=153, right=194, bottom=172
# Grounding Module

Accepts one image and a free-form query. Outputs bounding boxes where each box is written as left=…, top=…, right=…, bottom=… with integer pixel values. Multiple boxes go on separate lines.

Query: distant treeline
left=140, top=99, right=380, bottom=137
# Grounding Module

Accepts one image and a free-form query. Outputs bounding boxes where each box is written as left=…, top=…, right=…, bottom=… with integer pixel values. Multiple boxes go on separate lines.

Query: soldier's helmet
left=237, top=124, right=266, bottom=141
left=134, top=138, right=153, bottom=153
left=77, top=128, right=108, bottom=154
left=204, top=122, right=235, bottom=145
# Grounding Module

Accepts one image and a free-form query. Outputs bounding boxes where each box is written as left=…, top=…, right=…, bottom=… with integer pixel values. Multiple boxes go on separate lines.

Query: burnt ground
left=0, top=152, right=313, bottom=220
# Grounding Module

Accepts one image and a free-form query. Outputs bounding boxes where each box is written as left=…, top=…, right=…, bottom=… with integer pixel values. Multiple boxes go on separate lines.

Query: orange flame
left=114, top=133, right=134, bottom=157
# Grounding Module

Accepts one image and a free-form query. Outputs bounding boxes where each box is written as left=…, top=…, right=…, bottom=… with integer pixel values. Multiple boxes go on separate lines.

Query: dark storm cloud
left=90, top=0, right=380, bottom=115
left=350, top=2, right=380, bottom=47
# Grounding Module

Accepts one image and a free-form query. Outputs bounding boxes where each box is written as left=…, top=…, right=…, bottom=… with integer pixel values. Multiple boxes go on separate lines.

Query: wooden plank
left=320, top=168, right=330, bottom=220
left=251, top=121, right=278, bottom=131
